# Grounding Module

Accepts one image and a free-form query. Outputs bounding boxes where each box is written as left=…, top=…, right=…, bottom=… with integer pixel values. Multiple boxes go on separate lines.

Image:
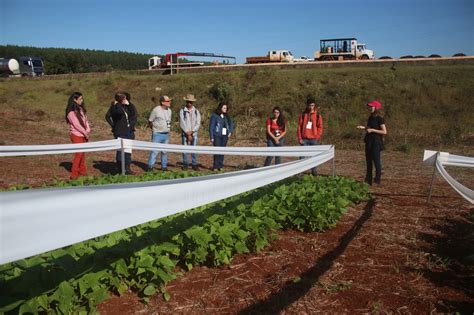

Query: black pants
left=365, top=146, right=382, bottom=184
left=115, top=151, right=132, bottom=165
left=115, top=132, right=134, bottom=166
left=213, top=135, right=228, bottom=169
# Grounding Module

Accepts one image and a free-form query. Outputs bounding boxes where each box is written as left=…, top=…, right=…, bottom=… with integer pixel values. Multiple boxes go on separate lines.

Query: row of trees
left=0, top=45, right=155, bottom=74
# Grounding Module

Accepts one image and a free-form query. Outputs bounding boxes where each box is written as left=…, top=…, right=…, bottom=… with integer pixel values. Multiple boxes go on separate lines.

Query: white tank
left=0, top=58, right=21, bottom=75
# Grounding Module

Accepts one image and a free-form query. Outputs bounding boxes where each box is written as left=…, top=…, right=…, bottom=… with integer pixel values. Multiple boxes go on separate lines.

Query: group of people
left=65, top=92, right=387, bottom=186
left=145, top=94, right=234, bottom=172
left=65, top=92, right=235, bottom=178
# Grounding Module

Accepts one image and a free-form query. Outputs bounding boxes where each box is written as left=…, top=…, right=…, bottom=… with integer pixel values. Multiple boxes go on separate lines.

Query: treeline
left=0, top=45, right=154, bottom=74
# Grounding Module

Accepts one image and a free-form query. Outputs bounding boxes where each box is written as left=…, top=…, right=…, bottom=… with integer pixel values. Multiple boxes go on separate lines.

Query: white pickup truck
left=294, top=56, right=312, bottom=62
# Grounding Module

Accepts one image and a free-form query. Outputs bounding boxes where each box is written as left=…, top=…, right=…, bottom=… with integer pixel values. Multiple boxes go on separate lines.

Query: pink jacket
left=67, top=110, right=91, bottom=138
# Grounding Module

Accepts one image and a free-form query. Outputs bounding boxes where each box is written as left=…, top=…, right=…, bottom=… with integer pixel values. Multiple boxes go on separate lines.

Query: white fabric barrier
left=0, top=138, right=332, bottom=157
left=423, top=150, right=474, bottom=204
left=0, top=144, right=334, bottom=265
left=0, top=140, right=120, bottom=157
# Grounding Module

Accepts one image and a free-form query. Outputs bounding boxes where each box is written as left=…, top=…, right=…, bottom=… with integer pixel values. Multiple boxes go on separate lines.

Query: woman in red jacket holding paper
left=65, top=92, right=91, bottom=180
left=297, top=98, right=323, bottom=175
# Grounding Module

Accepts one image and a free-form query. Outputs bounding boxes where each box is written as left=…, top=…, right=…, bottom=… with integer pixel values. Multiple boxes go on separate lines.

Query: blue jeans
left=213, top=135, right=228, bottom=169
left=264, top=137, right=285, bottom=166
left=182, top=132, right=198, bottom=166
left=148, top=132, right=169, bottom=169
left=302, top=139, right=319, bottom=175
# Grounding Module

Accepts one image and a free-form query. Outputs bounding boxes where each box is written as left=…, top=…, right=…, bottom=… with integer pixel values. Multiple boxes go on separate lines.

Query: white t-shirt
left=149, top=105, right=172, bottom=133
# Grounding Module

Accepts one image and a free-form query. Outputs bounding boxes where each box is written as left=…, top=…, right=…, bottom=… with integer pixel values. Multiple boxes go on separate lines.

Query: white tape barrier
left=0, top=138, right=332, bottom=157
left=0, top=140, right=120, bottom=156
left=126, top=139, right=332, bottom=156
left=423, top=150, right=474, bottom=204
left=0, top=146, right=334, bottom=265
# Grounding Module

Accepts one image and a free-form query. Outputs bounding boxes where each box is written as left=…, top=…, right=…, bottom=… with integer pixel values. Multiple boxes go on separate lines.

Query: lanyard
left=123, top=106, right=130, bottom=127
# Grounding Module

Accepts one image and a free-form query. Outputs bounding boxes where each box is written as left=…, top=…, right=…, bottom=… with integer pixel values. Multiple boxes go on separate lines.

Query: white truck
left=294, top=56, right=312, bottom=62
left=314, top=38, right=375, bottom=61
left=246, top=50, right=294, bottom=64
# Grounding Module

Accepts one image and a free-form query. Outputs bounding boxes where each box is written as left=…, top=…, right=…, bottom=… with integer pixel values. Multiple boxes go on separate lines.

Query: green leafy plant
left=0, top=173, right=368, bottom=313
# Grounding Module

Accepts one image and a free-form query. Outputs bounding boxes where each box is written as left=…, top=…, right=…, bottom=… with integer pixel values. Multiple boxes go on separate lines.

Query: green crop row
left=0, top=173, right=369, bottom=314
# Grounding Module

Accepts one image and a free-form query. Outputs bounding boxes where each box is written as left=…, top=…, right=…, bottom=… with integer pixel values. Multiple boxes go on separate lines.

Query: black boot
left=116, top=161, right=123, bottom=175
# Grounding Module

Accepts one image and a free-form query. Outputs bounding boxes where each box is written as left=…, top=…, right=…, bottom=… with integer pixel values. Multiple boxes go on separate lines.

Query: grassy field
left=1, top=63, right=473, bottom=152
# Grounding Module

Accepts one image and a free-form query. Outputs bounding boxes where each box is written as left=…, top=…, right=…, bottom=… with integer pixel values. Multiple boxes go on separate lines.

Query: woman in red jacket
left=66, top=92, right=91, bottom=180
left=297, top=98, right=323, bottom=175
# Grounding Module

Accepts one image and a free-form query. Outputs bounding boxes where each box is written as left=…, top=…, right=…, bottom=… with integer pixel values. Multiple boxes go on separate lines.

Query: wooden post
left=120, top=138, right=126, bottom=175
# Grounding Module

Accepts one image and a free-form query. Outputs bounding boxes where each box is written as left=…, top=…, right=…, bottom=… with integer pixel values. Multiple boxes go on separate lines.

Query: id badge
left=306, top=121, right=312, bottom=129
left=166, top=121, right=171, bottom=129
left=222, top=127, right=227, bottom=135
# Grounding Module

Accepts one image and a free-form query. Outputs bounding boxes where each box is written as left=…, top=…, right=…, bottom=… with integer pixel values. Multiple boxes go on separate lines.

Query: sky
left=1, top=0, right=473, bottom=64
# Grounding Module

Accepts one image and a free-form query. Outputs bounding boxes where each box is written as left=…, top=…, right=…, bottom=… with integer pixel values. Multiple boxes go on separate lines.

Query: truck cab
left=19, top=56, right=44, bottom=76
left=269, top=50, right=294, bottom=62
left=148, top=56, right=162, bottom=69
left=355, top=44, right=374, bottom=60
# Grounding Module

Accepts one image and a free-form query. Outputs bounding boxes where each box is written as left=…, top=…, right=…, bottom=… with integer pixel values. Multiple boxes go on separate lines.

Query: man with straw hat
left=179, top=94, right=201, bottom=170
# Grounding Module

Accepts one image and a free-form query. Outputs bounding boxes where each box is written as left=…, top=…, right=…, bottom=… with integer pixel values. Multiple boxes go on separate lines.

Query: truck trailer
left=246, top=50, right=294, bottom=64
left=0, top=56, right=44, bottom=77
left=314, top=38, right=374, bottom=61
left=149, top=52, right=236, bottom=69
left=0, top=58, right=20, bottom=77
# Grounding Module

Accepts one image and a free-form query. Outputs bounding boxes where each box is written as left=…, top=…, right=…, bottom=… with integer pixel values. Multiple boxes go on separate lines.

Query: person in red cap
left=357, top=100, right=387, bottom=185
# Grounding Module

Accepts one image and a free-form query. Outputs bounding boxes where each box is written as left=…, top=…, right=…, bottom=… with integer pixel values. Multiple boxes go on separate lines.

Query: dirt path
left=94, top=150, right=473, bottom=314
left=1, top=114, right=472, bottom=312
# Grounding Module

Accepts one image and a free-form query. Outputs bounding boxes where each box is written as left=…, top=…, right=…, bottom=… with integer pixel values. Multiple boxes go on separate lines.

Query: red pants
left=70, top=134, right=87, bottom=179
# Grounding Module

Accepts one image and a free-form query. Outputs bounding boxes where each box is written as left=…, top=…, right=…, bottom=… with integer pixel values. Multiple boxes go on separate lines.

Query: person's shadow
left=92, top=160, right=150, bottom=174
left=92, top=160, right=119, bottom=175
left=132, top=160, right=149, bottom=171
left=60, top=161, right=119, bottom=175
left=59, top=162, right=72, bottom=172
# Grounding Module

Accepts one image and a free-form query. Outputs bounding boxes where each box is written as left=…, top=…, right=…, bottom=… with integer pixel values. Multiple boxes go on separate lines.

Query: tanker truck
left=0, top=56, right=44, bottom=77
left=0, top=58, right=20, bottom=77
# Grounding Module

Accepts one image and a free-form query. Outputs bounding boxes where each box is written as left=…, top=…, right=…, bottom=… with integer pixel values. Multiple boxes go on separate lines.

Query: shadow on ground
left=411, top=207, right=474, bottom=313
left=92, top=160, right=119, bottom=175
left=239, top=198, right=375, bottom=314
left=59, top=162, right=72, bottom=172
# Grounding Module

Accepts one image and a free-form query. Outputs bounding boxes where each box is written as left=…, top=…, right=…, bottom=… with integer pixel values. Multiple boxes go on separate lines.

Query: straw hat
left=183, top=94, right=197, bottom=102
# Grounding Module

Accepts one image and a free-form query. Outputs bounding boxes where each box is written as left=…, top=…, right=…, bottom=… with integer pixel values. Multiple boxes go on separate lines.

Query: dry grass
left=1, top=64, right=473, bottom=150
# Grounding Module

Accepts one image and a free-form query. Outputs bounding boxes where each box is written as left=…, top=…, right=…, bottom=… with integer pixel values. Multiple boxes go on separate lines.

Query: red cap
left=367, top=100, right=382, bottom=109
